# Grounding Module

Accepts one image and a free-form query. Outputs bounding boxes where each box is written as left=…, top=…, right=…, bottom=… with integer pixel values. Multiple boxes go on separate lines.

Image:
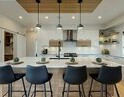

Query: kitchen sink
left=49, top=57, right=70, bottom=59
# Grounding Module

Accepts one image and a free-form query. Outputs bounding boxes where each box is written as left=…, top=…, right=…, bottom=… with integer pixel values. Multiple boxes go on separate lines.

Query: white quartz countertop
left=0, top=57, right=124, bottom=69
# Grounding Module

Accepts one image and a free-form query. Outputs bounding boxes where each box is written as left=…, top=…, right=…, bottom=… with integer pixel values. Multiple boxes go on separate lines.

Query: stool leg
left=81, top=84, right=86, bottom=97
left=114, top=84, right=120, bottom=97
left=62, top=82, right=66, bottom=97
left=8, top=84, right=12, bottom=97
left=100, top=84, right=103, bottom=97
left=88, top=78, right=93, bottom=97
left=34, top=85, right=36, bottom=97
left=22, top=78, right=28, bottom=97
left=28, top=84, right=32, bottom=97
left=105, top=85, right=107, bottom=97
left=78, top=85, right=81, bottom=97
left=44, top=84, right=47, bottom=97
left=67, top=84, right=70, bottom=97
left=49, top=81, right=53, bottom=97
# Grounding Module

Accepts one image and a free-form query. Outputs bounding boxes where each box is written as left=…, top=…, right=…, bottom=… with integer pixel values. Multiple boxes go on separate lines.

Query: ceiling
left=16, top=0, right=102, bottom=13
left=0, top=0, right=124, bottom=30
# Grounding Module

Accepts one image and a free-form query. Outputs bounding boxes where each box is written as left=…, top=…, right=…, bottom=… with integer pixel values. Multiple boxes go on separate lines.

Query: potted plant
left=101, top=49, right=110, bottom=55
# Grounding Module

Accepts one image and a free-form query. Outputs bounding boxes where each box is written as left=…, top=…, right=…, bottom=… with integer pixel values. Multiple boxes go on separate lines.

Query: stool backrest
left=98, top=66, right=122, bottom=84
left=26, top=65, right=49, bottom=84
left=0, top=65, right=15, bottom=84
left=64, top=66, right=87, bottom=84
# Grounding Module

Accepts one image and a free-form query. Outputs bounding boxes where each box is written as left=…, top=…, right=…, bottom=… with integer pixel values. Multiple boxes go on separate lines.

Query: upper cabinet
left=77, top=39, right=91, bottom=47
left=99, top=31, right=119, bottom=45
left=49, top=39, right=63, bottom=47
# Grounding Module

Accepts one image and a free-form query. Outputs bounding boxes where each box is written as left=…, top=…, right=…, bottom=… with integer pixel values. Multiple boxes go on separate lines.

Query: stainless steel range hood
left=63, top=30, right=77, bottom=42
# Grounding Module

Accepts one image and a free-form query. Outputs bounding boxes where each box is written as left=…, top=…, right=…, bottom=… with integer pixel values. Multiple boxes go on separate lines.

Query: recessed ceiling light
left=72, top=16, right=75, bottom=19
left=19, top=16, right=23, bottom=19
left=98, top=16, right=102, bottom=19
left=30, top=28, right=34, bottom=31
left=45, top=16, right=48, bottom=19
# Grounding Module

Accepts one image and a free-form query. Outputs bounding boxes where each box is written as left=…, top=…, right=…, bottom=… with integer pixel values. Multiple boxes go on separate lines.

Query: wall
left=0, top=29, right=4, bottom=62
left=0, top=14, right=26, bottom=62
left=100, top=24, right=124, bottom=57
left=26, top=25, right=100, bottom=57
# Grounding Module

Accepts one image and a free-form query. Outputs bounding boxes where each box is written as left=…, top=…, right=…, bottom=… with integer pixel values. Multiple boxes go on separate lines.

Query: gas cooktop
left=64, top=53, right=77, bottom=57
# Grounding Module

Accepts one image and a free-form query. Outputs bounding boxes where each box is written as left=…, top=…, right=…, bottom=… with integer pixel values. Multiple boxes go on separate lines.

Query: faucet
left=57, top=41, right=61, bottom=59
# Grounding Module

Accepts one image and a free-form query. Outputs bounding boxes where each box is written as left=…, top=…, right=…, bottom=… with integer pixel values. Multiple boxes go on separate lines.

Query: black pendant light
left=57, top=0, right=62, bottom=30
left=77, top=0, right=84, bottom=30
left=36, top=0, right=41, bottom=30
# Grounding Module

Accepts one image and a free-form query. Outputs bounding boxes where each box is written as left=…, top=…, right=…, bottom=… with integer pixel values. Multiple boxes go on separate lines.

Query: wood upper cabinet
left=49, top=39, right=63, bottom=47
left=77, top=39, right=91, bottom=47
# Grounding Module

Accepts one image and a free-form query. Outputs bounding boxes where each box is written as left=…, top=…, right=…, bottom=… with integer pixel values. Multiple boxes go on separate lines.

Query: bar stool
left=25, top=65, right=53, bottom=97
left=88, top=65, right=122, bottom=97
left=0, top=65, right=27, bottom=97
left=62, top=66, right=87, bottom=97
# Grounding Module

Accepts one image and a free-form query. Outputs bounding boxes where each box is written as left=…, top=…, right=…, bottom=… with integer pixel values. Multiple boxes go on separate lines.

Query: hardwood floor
left=116, top=81, right=124, bottom=97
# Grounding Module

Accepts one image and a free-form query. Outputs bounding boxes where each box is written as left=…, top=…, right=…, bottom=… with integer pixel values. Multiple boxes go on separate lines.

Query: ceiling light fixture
left=45, top=16, right=48, bottom=19
left=36, top=0, right=41, bottom=30
left=98, top=16, right=102, bottom=19
left=19, top=16, right=23, bottom=19
left=57, top=0, right=62, bottom=30
left=72, top=16, right=75, bottom=19
left=77, top=0, right=84, bottom=30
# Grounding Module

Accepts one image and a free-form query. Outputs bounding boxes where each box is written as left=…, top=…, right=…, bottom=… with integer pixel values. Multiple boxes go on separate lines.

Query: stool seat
left=26, top=65, right=53, bottom=97
left=62, top=66, right=87, bottom=97
left=88, top=66, right=122, bottom=97
left=0, top=65, right=27, bottom=97
left=14, top=73, right=25, bottom=82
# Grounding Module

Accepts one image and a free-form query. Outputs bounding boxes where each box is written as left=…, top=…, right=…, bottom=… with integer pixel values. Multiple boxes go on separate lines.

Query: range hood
left=63, top=30, right=77, bottom=42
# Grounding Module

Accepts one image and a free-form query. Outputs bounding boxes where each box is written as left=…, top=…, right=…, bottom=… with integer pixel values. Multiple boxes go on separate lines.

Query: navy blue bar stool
left=25, top=65, right=53, bottom=97
left=0, top=65, right=27, bottom=97
left=88, top=66, right=122, bottom=97
left=62, top=66, right=87, bottom=97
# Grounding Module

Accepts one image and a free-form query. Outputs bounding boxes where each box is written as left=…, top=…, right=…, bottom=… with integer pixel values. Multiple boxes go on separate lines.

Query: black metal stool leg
left=8, top=83, right=12, bottom=97
left=78, top=85, right=81, bottom=97
left=101, top=84, right=103, bottom=97
left=105, top=85, right=107, bottom=97
left=8, top=84, right=10, bottom=97
left=28, top=84, right=32, bottom=97
left=49, top=81, right=53, bottom=97
left=62, top=82, right=66, bottom=97
left=81, top=84, right=86, bottom=97
left=10, top=83, right=12, bottom=97
left=114, top=84, right=120, bottom=97
left=44, top=84, right=47, bottom=97
left=22, top=78, right=28, bottom=97
left=34, top=85, right=36, bottom=97
left=67, top=84, right=70, bottom=97
left=88, top=78, right=93, bottom=97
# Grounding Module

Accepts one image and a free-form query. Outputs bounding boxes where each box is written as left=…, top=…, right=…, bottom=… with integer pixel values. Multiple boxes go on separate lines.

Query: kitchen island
left=0, top=57, right=123, bottom=97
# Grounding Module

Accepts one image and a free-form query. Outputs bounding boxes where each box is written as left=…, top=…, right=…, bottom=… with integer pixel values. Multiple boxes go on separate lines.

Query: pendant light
left=77, top=0, right=84, bottom=30
left=57, top=0, right=62, bottom=30
left=36, top=0, right=41, bottom=30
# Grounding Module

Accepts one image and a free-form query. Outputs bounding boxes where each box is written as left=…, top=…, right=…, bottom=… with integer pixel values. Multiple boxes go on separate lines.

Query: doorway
left=4, top=32, right=13, bottom=61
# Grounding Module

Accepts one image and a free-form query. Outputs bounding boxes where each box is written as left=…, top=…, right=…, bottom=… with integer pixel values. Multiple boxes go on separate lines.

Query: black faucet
left=57, top=41, right=61, bottom=59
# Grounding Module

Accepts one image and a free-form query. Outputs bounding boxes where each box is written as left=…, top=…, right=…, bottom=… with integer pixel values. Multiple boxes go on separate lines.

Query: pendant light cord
left=80, top=3, right=81, bottom=24
left=37, top=2, right=40, bottom=24
left=59, top=3, right=60, bottom=24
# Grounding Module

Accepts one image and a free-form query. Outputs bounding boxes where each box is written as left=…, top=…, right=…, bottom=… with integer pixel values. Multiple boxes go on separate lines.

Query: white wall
left=26, top=26, right=100, bottom=56
left=0, top=14, right=26, bottom=61
left=100, top=24, right=124, bottom=56
left=0, top=29, right=4, bottom=62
